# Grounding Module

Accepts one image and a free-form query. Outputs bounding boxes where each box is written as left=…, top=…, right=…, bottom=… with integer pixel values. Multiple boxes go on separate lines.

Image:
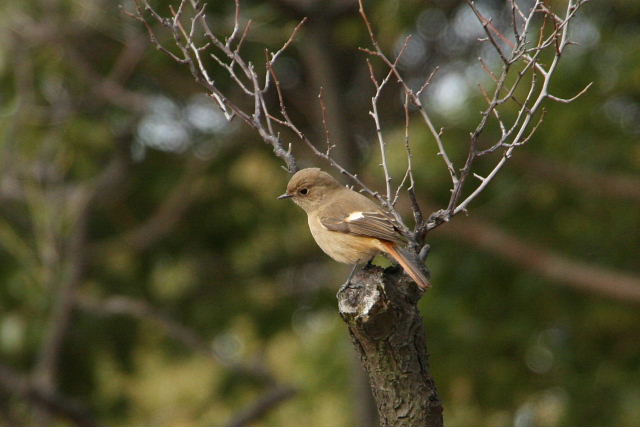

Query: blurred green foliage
left=0, top=0, right=638, bottom=426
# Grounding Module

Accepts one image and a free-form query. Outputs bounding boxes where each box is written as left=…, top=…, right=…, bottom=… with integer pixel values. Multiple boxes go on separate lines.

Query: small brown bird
left=278, top=168, right=430, bottom=291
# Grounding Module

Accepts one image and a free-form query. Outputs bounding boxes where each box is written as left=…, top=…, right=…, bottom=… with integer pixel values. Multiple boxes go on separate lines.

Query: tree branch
left=77, top=293, right=298, bottom=425
left=224, top=385, right=297, bottom=427
left=0, top=363, right=97, bottom=427
left=125, top=0, right=301, bottom=173
left=436, top=214, right=640, bottom=303
left=338, top=266, right=443, bottom=426
left=76, top=294, right=283, bottom=384
left=512, top=153, right=640, bottom=203
left=32, top=151, right=127, bottom=412
left=127, top=3, right=592, bottom=426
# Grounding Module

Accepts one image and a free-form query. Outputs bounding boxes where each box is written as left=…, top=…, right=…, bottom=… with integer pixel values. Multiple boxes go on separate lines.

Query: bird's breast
left=308, top=215, right=380, bottom=264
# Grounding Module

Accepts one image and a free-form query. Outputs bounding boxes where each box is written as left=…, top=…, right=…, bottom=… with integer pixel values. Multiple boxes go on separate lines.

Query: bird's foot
left=419, top=243, right=431, bottom=262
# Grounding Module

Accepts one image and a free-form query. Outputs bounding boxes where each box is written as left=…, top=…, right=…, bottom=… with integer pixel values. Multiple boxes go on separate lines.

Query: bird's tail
left=380, top=241, right=431, bottom=289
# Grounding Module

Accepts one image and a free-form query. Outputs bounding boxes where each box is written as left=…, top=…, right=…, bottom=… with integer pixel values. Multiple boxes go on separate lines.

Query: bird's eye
left=299, top=188, right=309, bottom=195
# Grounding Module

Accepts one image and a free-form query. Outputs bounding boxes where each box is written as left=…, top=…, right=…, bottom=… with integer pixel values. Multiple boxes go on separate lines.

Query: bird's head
left=278, top=168, right=342, bottom=213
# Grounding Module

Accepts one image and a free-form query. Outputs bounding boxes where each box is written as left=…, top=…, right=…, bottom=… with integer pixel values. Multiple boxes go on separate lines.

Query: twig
left=431, top=0, right=588, bottom=228
left=512, top=153, right=640, bottom=203
left=547, top=81, right=593, bottom=103
left=364, top=38, right=414, bottom=223
left=401, top=93, right=424, bottom=231
left=439, top=213, right=640, bottom=304
left=224, top=385, right=297, bottom=427
left=128, top=0, right=300, bottom=172
left=358, top=0, right=458, bottom=201
left=32, top=153, right=126, bottom=413
left=317, top=87, right=334, bottom=156
left=76, top=294, right=276, bottom=382
left=264, top=18, right=307, bottom=91
left=0, top=363, right=97, bottom=427
left=129, top=0, right=589, bottom=245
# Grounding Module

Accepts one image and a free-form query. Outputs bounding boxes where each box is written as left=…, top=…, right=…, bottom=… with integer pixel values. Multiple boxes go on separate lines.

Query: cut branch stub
left=338, top=265, right=443, bottom=427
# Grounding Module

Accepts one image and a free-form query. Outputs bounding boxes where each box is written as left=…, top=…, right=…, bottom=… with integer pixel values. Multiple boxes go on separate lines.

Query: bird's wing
left=319, top=195, right=406, bottom=244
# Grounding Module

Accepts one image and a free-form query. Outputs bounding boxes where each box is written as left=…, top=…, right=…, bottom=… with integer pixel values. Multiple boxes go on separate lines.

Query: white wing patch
left=346, top=211, right=364, bottom=222
left=319, top=210, right=406, bottom=244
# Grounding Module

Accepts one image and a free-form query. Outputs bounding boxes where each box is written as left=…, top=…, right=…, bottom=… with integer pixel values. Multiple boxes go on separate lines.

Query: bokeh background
left=1, top=0, right=639, bottom=426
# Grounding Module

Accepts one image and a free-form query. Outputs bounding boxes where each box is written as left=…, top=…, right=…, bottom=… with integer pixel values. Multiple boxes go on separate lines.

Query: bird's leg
left=337, top=264, right=361, bottom=295
left=419, top=243, right=431, bottom=262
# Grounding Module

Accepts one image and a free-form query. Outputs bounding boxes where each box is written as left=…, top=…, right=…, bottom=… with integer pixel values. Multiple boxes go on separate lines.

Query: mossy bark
left=337, top=265, right=443, bottom=427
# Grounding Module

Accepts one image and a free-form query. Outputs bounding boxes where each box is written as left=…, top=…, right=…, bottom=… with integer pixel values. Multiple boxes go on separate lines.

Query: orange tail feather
left=380, top=241, right=431, bottom=289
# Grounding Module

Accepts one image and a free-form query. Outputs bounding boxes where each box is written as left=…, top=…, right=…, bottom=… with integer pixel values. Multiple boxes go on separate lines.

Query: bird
left=278, top=167, right=430, bottom=292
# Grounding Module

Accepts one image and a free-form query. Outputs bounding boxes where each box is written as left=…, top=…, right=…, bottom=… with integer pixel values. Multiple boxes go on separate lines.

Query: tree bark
left=338, top=265, right=443, bottom=427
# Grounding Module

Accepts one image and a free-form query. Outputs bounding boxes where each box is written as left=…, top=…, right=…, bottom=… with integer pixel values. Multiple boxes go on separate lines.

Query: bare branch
left=76, top=294, right=277, bottom=382
left=0, top=363, right=97, bottom=427
left=358, top=0, right=458, bottom=198
left=360, top=36, right=417, bottom=230
left=426, top=0, right=589, bottom=229
left=548, top=81, right=593, bottom=103
left=466, top=1, right=510, bottom=65
left=32, top=152, right=127, bottom=410
left=478, top=56, right=499, bottom=83
left=513, top=154, right=640, bottom=203
left=317, top=87, right=334, bottom=156
left=225, top=0, right=242, bottom=48
left=416, top=66, right=439, bottom=98
left=508, top=108, right=546, bottom=147
left=439, top=214, right=640, bottom=304
left=224, top=385, right=297, bottom=427
left=127, top=0, right=299, bottom=172
left=264, top=17, right=307, bottom=91
left=400, top=93, right=424, bottom=232
left=129, top=0, right=589, bottom=244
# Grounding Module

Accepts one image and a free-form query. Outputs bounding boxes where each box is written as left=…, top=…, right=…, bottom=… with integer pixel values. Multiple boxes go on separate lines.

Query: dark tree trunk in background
left=337, top=265, right=443, bottom=427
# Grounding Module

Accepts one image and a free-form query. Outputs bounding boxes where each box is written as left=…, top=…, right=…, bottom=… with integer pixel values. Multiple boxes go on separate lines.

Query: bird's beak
left=277, top=192, right=293, bottom=200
